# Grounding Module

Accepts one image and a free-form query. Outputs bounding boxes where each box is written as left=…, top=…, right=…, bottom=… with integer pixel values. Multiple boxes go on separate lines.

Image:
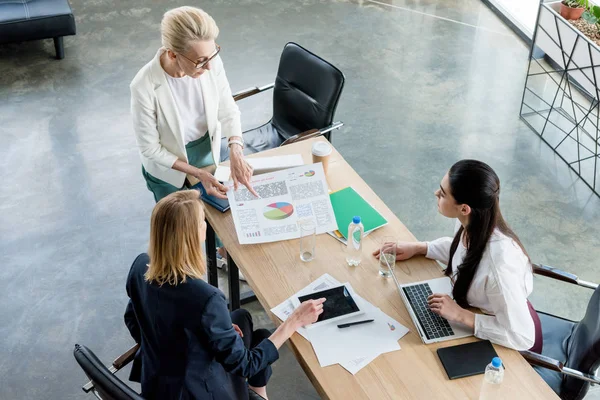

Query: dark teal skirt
left=142, top=133, right=214, bottom=203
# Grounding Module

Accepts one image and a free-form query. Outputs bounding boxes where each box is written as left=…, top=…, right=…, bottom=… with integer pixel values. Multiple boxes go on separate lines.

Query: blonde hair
left=146, top=190, right=206, bottom=286
left=161, top=6, right=219, bottom=54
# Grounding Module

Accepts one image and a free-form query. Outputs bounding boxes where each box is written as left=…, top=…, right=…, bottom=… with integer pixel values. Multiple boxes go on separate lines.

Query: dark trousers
left=230, top=309, right=273, bottom=388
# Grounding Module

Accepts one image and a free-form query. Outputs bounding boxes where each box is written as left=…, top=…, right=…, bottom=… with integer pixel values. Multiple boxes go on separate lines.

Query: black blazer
left=124, top=253, right=279, bottom=400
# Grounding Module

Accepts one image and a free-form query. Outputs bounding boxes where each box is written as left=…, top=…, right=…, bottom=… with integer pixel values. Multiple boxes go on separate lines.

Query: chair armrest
left=281, top=121, right=344, bottom=146
left=533, top=263, right=598, bottom=290
left=82, top=344, right=140, bottom=393
left=520, top=350, right=563, bottom=372
left=232, top=83, right=274, bottom=102
left=112, top=343, right=140, bottom=370
left=521, top=350, right=600, bottom=385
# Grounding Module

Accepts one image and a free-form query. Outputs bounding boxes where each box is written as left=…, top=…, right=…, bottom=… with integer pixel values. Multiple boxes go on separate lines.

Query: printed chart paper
left=227, top=163, right=338, bottom=244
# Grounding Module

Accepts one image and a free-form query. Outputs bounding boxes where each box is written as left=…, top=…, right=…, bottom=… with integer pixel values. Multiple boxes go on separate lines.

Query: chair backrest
left=271, top=42, right=345, bottom=139
left=562, top=286, right=600, bottom=399
left=73, top=344, right=144, bottom=400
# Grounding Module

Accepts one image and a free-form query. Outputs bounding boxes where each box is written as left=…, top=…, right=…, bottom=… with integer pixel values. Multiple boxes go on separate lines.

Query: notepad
left=192, top=182, right=230, bottom=213
left=437, top=340, right=499, bottom=380
left=329, top=187, right=388, bottom=239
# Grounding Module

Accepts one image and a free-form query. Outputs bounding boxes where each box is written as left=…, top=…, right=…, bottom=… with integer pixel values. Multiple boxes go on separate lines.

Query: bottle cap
left=352, top=216, right=361, bottom=224
left=491, top=357, right=502, bottom=368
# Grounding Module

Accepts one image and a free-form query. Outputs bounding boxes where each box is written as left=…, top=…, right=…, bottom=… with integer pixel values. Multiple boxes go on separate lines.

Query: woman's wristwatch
left=228, top=137, right=244, bottom=149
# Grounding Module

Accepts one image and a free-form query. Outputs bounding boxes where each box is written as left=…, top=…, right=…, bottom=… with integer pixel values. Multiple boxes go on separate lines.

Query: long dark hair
left=444, top=160, right=528, bottom=308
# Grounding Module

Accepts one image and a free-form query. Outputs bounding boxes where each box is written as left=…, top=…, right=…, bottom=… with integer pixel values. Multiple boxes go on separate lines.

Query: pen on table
left=337, top=319, right=374, bottom=329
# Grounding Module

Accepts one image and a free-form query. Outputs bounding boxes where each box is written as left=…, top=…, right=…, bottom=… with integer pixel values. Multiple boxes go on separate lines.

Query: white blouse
left=425, top=222, right=535, bottom=351
left=164, top=73, right=208, bottom=145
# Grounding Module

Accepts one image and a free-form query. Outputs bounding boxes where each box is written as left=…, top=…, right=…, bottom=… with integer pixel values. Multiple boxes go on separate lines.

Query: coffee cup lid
left=312, top=141, right=332, bottom=157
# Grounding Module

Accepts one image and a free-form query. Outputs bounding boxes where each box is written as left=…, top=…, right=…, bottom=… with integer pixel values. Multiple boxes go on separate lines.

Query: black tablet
left=293, top=284, right=364, bottom=328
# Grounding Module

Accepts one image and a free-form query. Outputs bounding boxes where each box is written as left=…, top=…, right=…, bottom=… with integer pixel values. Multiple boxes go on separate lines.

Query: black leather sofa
left=0, top=0, right=76, bottom=59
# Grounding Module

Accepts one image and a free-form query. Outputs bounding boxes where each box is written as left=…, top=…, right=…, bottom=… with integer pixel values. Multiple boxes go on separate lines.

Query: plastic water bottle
left=479, top=357, right=504, bottom=400
left=345, top=216, right=364, bottom=266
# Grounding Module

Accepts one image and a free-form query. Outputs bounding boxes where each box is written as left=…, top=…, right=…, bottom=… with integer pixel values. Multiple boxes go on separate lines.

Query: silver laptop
left=389, top=270, right=473, bottom=344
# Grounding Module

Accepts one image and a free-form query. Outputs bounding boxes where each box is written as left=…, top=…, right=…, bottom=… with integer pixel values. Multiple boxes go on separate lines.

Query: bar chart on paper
left=263, top=202, right=294, bottom=220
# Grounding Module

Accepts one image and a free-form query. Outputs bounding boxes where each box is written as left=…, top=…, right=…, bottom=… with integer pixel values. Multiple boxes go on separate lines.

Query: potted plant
left=561, top=0, right=587, bottom=20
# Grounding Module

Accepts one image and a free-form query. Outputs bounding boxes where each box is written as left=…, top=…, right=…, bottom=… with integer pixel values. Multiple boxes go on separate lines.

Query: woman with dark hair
left=374, top=160, right=542, bottom=352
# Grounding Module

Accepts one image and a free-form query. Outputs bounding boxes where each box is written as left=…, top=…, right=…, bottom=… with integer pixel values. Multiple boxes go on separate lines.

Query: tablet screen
left=298, top=286, right=360, bottom=322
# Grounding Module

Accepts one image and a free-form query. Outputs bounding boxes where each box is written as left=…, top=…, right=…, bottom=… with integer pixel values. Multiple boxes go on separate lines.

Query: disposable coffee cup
left=311, top=142, right=333, bottom=174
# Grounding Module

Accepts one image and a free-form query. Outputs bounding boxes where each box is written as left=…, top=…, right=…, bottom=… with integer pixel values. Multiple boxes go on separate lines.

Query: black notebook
left=437, top=340, right=499, bottom=380
left=192, top=183, right=230, bottom=213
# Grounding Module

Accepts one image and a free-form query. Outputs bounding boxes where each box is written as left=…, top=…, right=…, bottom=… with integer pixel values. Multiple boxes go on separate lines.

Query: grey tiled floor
left=1, top=0, right=599, bottom=399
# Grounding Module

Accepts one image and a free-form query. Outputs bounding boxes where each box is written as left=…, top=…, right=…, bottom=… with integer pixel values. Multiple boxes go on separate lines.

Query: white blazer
left=130, top=48, right=241, bottom=188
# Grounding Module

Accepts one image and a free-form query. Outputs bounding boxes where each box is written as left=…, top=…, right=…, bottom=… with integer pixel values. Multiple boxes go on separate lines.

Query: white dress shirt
left=425, top=222, right=535, bottom=351
left=164, top=73, right=208, bottom=145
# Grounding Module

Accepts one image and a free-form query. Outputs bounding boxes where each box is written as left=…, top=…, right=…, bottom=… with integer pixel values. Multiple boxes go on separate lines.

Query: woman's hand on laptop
left=427, top=294, right=475, bottom=328
left=373, top=241, right=427, bottom=261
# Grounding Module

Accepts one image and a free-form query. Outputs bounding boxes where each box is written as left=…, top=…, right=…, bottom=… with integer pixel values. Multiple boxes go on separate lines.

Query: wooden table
left=203, top=138, right=558, bottom=400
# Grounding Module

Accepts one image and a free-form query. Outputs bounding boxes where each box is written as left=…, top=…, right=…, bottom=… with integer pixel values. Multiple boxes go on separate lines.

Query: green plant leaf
left=593, top=4, right=600, bottom=18
left=583, top=10, right=598, bottom=23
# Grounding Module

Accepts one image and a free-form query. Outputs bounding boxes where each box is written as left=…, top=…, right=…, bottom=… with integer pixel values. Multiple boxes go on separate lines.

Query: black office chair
left=73, top=343, right=142, bottom=400
left=74, top=343, right=267, bottom=400
left=520, top=264, right=600, bottom=400
left=221, top=42, right=345, bottom=160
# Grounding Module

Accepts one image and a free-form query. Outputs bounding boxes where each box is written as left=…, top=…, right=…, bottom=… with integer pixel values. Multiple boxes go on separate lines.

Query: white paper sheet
left=338, top=311, right=409, bottom=374
left=226, top=163, right=338, bottom=244
left=215, top=154, right=304, bottom=181
left=339, top=354, right=379, bottom=375
left=270, top=274, right=409, bottom=373
left=308, top=301, right=408, bottom=367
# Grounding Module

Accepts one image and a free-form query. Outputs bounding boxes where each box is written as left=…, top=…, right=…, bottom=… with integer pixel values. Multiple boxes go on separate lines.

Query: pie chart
left=263, top=202, right=294, bottom=220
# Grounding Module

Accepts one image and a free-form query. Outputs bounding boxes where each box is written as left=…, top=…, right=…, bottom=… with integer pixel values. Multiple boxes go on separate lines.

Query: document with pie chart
left=226, top=163, right=338, bottom=244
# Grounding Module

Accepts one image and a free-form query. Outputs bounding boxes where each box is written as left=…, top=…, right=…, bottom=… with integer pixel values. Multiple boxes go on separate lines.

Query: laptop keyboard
left=402, top=283, right=455, bottom=340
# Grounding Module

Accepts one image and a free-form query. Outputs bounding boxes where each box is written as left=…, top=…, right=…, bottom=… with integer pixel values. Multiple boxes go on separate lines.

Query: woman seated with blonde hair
left=124, top=190, right=324, bottom=400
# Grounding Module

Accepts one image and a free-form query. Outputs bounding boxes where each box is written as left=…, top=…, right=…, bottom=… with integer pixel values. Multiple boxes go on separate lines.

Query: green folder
left=329, top=187, right=388, bottom=239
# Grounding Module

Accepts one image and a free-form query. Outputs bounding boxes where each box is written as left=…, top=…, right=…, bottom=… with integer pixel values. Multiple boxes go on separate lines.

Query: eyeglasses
left=178, top=44, right=221, bottom=70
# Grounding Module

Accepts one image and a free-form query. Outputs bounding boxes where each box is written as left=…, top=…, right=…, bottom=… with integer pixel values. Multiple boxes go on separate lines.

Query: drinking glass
left=378, top=237, right=397, bottom=277
left=299, top=221, right=316, bottom=262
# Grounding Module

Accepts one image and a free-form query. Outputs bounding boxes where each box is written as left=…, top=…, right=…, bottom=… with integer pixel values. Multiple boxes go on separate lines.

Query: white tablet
left=291, top=284, right=365, bottom=329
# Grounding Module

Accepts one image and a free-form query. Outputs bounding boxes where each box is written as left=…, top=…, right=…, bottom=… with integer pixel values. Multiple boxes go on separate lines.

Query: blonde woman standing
left=125, top=190, right=325, bottom=400
left=130, top=6, right=258, bottom=202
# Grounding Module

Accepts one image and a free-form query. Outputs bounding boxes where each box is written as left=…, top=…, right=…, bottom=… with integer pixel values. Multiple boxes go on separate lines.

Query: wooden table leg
left=206, top=221, right=218, bottom=288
